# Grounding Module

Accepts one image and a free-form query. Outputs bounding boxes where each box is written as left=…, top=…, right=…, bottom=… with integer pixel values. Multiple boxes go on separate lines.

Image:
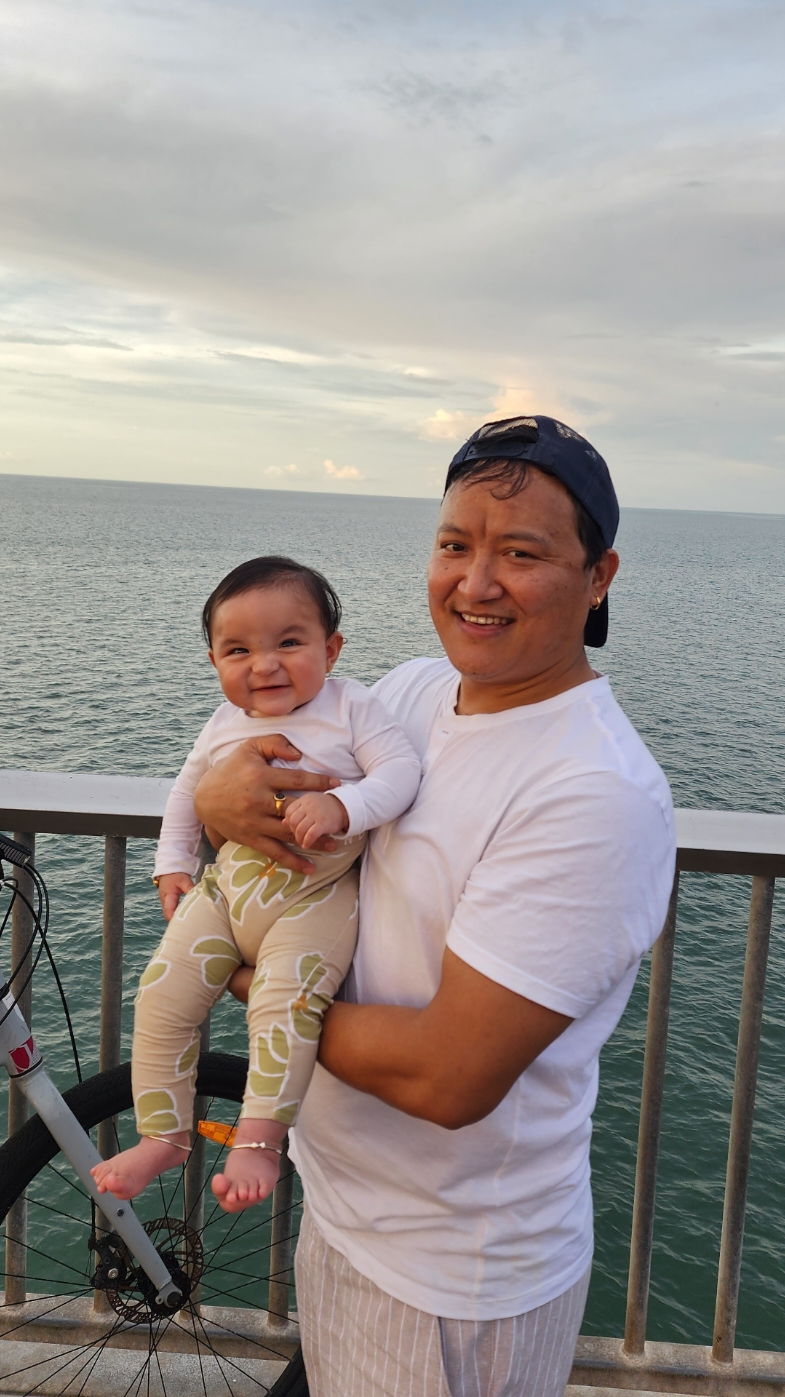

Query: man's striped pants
left=294, top=1208, right=591, bottom=1397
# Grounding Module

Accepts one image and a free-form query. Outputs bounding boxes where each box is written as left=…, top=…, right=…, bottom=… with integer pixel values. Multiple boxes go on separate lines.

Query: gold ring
left=273, top=793, right=287, bottom=818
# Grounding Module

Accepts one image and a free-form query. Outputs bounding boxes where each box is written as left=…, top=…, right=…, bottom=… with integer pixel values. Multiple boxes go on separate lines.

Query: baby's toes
left=211, top=1172, right=229, bottom=1198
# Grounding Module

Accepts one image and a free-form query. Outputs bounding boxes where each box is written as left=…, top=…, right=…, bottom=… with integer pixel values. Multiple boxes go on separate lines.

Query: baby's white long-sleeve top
left=154, top=676, right=422, bottom=879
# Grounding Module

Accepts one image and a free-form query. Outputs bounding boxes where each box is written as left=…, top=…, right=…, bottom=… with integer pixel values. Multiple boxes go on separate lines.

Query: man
left=195, top=415, right=676, bottom=1397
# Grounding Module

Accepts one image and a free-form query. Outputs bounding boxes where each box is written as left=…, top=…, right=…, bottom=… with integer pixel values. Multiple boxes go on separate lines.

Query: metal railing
left=2, top=769, right=785, bottom=1395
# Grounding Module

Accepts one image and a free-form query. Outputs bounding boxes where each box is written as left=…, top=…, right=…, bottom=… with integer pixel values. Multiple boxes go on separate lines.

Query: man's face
left=427, top=468, right=616, bottom=701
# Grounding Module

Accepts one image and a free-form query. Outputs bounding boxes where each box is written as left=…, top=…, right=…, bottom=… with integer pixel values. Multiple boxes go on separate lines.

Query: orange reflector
left=197, top=1120, right=237, bottom=1147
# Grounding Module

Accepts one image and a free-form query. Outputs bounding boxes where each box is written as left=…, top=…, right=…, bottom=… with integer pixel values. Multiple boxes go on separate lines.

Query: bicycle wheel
left=0, top=1052, right=308, bottom=1396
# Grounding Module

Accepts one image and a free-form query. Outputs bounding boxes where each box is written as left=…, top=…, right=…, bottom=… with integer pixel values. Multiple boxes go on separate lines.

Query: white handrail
left=2, top=768, right=785, bottom=871
left=0, top=768, right=173, bottom=837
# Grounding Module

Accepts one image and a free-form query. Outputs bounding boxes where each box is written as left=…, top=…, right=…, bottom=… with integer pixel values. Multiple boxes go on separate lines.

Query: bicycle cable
left=0, top=836, right=83, bottom=1082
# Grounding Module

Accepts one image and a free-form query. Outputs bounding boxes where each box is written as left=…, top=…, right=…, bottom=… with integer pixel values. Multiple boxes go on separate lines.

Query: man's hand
left=284, top=792, right=349, bottom=850
left=318, top=948, right=573, bottom=1129
left=193, top=734, right=341, bottom=874
left=156, top=872, right=194, bottom=921
left=227, top=963, right=253, bottom=1003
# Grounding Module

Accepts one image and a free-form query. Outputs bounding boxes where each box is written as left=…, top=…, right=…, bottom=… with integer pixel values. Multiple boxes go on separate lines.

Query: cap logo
left=554, top=419, right=599, bottom=461
left=555, top=421, right=585, bottom=442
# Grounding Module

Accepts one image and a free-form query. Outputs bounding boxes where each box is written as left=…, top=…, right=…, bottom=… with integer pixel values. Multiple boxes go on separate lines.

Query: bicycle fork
left=1, top=986, right=184, bottom=1310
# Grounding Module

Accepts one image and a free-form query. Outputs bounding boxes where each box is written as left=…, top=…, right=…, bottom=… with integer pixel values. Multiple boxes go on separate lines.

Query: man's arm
left=318, top=948, right=572, bottom=1129
left=193, top=734, right=341, bottom=875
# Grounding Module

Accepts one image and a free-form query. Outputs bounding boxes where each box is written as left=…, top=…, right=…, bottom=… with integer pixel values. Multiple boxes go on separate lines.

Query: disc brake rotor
left=101, top=1217, right=203, bottom=1323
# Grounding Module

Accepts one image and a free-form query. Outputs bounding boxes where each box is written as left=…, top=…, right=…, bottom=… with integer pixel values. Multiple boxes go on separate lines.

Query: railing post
left=97, top=836, right=127, bottom=1147
left=623, top=872, right=679, bottom=1355
left=94, top=834, right=126, bottom=1315
left=184, top=1015, right=211, bottom=1306
left=268, top=1140, right=295, bottom=1329
left=712, top=874, right=775, bottom=1364
left=184, top=838, right=216, bottom=1305
left=5, top=831, right=36, bottom=1305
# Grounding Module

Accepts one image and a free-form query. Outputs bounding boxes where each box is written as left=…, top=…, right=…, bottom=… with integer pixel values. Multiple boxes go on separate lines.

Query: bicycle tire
left=0, top=1052, right=309, bottom=1396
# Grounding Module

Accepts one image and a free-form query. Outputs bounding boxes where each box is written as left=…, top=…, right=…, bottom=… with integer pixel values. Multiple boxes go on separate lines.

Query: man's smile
left=457, top=612, right=514, bottom=628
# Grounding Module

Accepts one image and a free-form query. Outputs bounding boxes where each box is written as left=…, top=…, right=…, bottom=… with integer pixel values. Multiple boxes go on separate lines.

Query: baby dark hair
left=201, top=556, right=342, bottom=646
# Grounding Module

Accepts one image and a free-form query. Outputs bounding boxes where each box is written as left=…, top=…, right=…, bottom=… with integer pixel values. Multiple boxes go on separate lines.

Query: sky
left=1, top=0, right=784, bottom=510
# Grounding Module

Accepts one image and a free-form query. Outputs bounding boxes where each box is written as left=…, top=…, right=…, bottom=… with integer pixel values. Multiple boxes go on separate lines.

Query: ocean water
left=1, top=473, right=784, bottom=1350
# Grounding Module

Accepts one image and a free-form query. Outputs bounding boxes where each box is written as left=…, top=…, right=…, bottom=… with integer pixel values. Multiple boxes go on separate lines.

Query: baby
left=92, top=555, right=421, bottom=1211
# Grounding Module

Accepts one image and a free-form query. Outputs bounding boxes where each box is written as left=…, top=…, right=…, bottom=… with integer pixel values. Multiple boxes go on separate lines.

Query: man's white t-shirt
left=291, top=658, right=676, bottom=1321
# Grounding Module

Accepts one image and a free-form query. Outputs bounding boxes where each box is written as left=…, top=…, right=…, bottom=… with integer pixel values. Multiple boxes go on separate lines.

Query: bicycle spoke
left=23, top=1193, right=95, bottom=1230
left=187, top=1305, right=296, bottom=1361
left=0, top=1230, right=91, bottom=1282
left=206, top=1214, right=300, bottom=1272
left=139, top=1312, right=177, bottom=1397
left=198, top=1191, right=296, bottom=1273
left=150, top=1327, right=168, bottom=1397
left=189, top=1307, right=235, bottom=1396
left=0, top=1307, right=127, bottom=1394
left=65, top=1315, right=131, bottom=1397
left=0, top=1289, right=92, bottom=1341
left=42, top=1159, right=94, bottom=1202
left=193, top=1313, right=210, bottom=1397
left=188, top=1304, right=278, bottom=1393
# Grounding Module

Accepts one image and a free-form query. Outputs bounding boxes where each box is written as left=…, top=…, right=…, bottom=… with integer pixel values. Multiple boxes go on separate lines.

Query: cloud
left=218, top=346, right=325, bottom=366
left=324, top=459, right=362, bottom=481
left=0, top=0, right=784, bottom=510
left=422, top=409, right=480, bottom=441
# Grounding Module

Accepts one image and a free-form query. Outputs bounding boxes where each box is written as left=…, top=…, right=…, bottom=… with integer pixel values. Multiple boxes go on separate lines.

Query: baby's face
left=208, top=584, right=342, bottom=717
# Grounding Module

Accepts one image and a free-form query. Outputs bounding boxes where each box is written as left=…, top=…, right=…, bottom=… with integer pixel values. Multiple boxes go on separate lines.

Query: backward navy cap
left=445, top=415, right=619, bottom=647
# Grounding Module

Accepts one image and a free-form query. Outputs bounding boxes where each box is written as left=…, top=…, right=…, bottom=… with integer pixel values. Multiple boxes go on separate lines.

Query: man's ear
left=326, top=631, right=344, bottom=672
left=590, top=549, right=620, bottom=602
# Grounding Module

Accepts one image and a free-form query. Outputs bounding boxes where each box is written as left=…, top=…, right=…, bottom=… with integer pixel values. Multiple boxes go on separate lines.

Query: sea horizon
left=2, top=468, right=784, bottom=520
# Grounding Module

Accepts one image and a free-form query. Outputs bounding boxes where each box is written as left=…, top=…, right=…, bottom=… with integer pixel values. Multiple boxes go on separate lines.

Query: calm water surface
left=1, top=474, right=783, bottom=1348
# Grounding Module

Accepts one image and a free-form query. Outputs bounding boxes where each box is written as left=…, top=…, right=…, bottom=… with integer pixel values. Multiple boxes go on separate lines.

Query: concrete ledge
left=0, top=1293, right=299, bottom=1360
left=0, top=1338, right=287, bottom=1396
left=572, top=1335, right=785, bottom=1394
left=567, top=1389, right=696, bottom=1396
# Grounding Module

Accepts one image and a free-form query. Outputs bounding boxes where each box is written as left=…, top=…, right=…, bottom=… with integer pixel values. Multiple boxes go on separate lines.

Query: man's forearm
left=318, top=1001, right=448, bottom=1122
left=317, top=949, right=573, bottom=1130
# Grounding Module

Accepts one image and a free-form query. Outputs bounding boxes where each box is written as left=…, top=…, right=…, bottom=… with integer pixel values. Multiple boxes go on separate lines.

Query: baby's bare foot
left=211, top=1120, right=286, bottom=1213
left=91, top=1134, right=190, bottom=1200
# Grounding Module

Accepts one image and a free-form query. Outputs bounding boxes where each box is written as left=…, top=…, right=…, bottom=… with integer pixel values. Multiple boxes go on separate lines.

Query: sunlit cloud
left=324, top=459, right=362, bottom=481
left=422, top=409, right=480, bottom=441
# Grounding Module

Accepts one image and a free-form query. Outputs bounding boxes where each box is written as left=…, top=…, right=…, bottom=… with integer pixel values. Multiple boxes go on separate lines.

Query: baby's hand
left=156, top=872, right=194, bottom=921
left=283, top=792, right=349, bottom=850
